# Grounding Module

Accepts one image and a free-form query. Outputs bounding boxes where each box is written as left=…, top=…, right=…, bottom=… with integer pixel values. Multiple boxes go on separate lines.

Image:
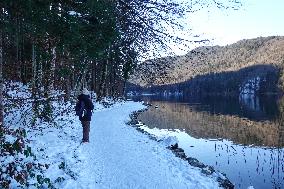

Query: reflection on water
left=131, top=94, right=284, bottom=189
left=239, top=94, right=261, bottom=112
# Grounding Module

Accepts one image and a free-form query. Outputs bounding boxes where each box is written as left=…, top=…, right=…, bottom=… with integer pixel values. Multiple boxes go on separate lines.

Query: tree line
left=0, top=0, right=192, bottom=125
left=128, top=64, right=280, bottom=96
left=0, top=0, right=243, bottom=125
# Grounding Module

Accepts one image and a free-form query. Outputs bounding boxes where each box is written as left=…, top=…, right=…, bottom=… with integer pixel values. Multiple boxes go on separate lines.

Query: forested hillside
left=129, top=36, right=284, bottom=95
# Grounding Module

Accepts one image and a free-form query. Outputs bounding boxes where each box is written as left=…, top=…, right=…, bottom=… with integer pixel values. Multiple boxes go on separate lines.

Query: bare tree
left=115, top=0, right=243, bottom=59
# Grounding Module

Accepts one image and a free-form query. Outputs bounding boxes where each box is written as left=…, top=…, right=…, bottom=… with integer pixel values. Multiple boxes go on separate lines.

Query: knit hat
left=82, top=88, right=90, bottom=96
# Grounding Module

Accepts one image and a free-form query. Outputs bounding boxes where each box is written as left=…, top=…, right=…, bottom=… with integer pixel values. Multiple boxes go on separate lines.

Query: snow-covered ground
left=29, top=101, right=223, bottom=188
left=2, top=82, right=224, bottom=188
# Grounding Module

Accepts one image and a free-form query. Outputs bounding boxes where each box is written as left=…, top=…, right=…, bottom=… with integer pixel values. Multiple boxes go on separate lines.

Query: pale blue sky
left=173, top=0, right=284, bottom=54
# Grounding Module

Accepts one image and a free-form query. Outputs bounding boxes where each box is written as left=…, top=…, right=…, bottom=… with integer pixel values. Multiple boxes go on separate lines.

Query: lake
left=130, top=94, right=284, bottom=189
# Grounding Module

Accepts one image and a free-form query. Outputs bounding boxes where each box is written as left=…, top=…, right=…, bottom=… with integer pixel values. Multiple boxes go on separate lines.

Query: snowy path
left=32, top=101, right=221, bottom=189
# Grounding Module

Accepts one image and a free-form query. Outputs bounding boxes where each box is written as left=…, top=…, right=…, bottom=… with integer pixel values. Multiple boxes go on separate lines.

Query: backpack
left=75, top=100, right=85, bottom=117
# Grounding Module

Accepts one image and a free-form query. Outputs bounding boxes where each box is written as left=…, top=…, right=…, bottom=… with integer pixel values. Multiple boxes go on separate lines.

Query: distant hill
left=128, top=36, right=284, bottom=95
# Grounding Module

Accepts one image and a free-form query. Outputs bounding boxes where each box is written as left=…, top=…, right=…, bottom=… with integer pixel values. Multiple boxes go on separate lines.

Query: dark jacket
left=77, top=94, right=94, bottom=121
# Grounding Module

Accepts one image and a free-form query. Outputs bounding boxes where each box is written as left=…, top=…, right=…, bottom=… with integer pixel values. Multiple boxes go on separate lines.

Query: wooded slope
left=129, top=36, right=284, bottom=91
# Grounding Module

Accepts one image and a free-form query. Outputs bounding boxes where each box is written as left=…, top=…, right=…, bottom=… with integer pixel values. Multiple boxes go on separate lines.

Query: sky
left=171, top=0, right=284, bottom=55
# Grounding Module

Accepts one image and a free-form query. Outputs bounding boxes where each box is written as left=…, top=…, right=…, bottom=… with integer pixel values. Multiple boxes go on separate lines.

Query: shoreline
left=127, top=104, right=234, bottom=189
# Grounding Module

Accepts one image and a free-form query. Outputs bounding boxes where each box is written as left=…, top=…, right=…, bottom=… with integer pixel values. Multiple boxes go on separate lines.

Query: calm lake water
left=130, top=94, right=284, bottom=189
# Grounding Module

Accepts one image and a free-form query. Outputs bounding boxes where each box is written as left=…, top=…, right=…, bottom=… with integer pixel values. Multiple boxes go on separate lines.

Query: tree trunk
left=49, top=46, right=56, bottom=93
left=122, top=78, right=127, bottom=98
left=0, top=31, right=4, bottom=127
left=64, top=51, right=71, bottom=101
left=110, top=63, right=115, bottom=97
left=16, top=17, right=20, bottom=79
left=31, top=43, right=41, bottom=126
left=16, top=16, right=22, bottom=81
left=98, top=60, right=108, bottom=100
left=20, top=20, right=27, bottom=84
left=65, top=75, right=71, bottom=101
left=91, top=60, right=95, bottom=93
left=32, top=43, right=37, bottom=97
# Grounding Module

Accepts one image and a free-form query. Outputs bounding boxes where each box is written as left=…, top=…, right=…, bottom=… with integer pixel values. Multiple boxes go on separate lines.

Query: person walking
left=75, top=88, right=94, bottom=143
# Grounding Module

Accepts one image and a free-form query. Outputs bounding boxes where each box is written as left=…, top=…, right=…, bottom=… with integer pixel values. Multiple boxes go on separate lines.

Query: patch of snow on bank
left=239, top=76, right=261, bottom=95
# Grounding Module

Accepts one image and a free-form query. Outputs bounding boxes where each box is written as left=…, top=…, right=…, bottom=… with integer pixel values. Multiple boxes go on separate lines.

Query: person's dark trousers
left=81, top=121, right=90, bottom=142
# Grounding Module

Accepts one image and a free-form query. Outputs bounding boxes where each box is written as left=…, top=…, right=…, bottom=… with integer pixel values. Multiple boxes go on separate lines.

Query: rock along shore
left=127, top=104, right=234, bottom=189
